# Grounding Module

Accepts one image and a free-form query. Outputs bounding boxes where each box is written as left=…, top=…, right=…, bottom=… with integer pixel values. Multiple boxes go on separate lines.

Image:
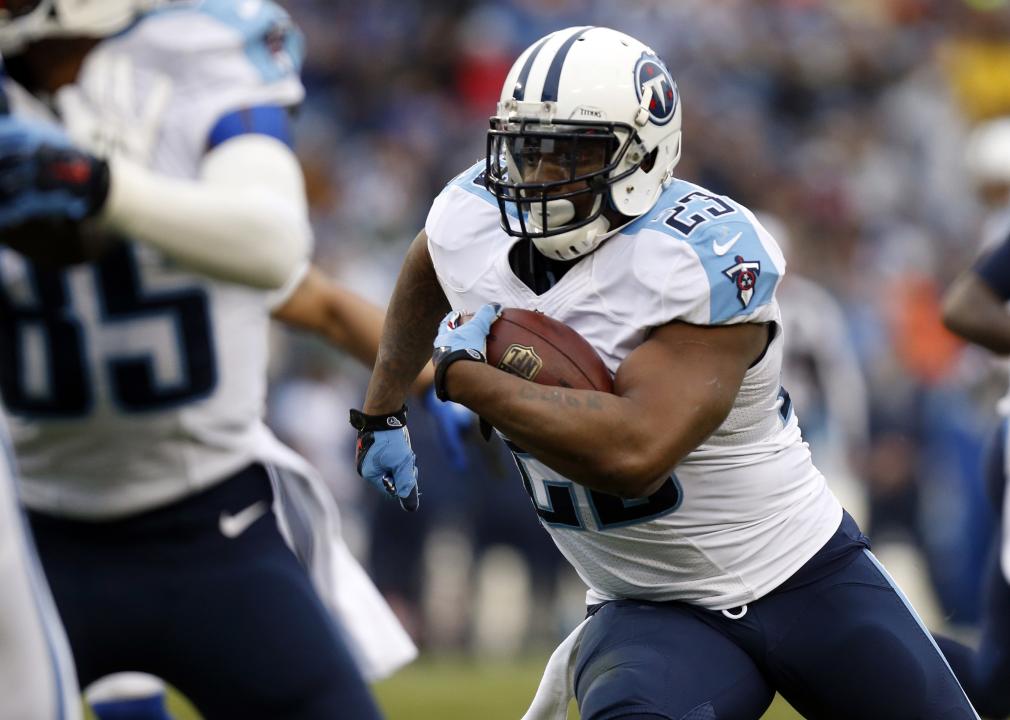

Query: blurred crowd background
left=264, top=0, right=1010, bottom=658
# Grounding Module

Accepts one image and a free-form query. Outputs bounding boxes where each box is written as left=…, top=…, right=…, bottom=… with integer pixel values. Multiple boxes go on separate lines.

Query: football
left=484, top=308, right=613, bottom=392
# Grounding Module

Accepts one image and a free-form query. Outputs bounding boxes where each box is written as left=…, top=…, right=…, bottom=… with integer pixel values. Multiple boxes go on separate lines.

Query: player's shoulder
left=110, top=0, right=304, bottom=86
left=426, top=160, right=504, bottom=250
left=439, top=160, right=498, bottom=205
left=617, top=179, right=785, bottom=325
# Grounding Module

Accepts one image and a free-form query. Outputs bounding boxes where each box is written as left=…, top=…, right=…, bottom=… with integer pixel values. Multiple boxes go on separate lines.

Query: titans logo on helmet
left=723, top=255, right=761, bottom=308
left=634, top=53, right=678, bottom=126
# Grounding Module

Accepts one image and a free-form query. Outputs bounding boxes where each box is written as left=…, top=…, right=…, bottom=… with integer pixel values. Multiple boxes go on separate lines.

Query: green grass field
left=109, top=655, right=804, bottom=719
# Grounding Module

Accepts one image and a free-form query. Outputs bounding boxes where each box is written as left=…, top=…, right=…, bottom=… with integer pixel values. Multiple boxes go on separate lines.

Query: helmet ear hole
left=640, top=147, right=658, bottom=173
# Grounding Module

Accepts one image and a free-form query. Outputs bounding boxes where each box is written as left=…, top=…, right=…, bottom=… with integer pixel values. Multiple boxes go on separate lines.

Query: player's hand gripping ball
left=435, top=304, right=614, bottom=393
left=483, top=308, right=613, bottom=392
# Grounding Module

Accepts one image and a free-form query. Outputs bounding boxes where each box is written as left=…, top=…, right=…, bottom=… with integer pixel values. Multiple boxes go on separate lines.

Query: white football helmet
left=486, top=26, right=682, bottom=260
left=965, top=117, right=1010, bottom=187
left=0, top=0, right=167, bottom=54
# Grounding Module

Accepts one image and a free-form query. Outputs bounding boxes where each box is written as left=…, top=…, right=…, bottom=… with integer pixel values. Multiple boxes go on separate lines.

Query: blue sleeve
left=649, top=208, right=780, bottom=324
left=207, top=105, right=294, bottom=151
left=974, top=234, right=1010, bottom=300
left=700, top=220, right=779, bottom=323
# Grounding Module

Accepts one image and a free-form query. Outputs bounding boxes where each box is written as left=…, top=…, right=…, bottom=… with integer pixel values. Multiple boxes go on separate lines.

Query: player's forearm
left=942, top=274, right=1010, bottom=354
left=100, top=136, right=310, bottom=290
left=313, top=284, right=436, bottom=397
left=362, top=231, right=449, bottom=414
left=444, top=363, right=674, bottom=497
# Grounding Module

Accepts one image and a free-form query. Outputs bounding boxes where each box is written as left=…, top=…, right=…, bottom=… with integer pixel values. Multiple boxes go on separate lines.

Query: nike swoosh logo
left=712, top=231, right=742, bottom=256
left=219, top=501, right=269, bottom=539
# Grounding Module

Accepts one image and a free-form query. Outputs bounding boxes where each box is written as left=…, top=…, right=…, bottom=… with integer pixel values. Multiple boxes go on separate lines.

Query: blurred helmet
left=965, top=117, right=1010, bottom=187
left=486, top=26, right=682, bottom=260
left=0, top=0, right=165, bottom=54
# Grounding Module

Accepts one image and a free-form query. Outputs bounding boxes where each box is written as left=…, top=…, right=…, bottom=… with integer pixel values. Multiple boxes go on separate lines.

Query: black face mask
left=485, top=118, right=636, bottom=247
left=0, top=0, right=46, bottom=19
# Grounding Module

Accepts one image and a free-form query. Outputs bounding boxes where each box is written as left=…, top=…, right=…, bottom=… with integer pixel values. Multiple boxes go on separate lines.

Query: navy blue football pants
left=936, top=420, right=1010, bottom=718
left=575, top=513, right=978, bottom=720
left=27, top=464, right=383, bottom=720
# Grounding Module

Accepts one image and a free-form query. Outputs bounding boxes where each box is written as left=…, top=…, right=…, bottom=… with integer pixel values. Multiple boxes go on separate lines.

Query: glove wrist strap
left=433, top=348, right=486, bottom=402
left=348, top=405, right=407, bottom=432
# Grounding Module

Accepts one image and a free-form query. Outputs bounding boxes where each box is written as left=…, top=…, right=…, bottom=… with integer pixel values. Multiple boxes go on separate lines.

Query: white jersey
left=0, top=0, right=306, bottom=519
left=426, top=163, right=842, bottom=610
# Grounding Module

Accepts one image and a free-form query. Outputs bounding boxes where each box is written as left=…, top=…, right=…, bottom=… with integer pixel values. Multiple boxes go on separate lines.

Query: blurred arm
left=943, top=238, right=1010, bottom=354
left=362, top=230, right=450, bottom=414
left=804, top=283, right=870, bottom=452
left=100, top=135, right=310, bottom=290
left=272, top=265, right=435, bottom=394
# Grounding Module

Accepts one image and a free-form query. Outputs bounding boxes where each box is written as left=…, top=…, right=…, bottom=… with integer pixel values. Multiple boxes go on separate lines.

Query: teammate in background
left=82, top=263, right=436, bottom=720
left=354, top=26, right=979, bottom=719
left=760, top=213, right=870, bottom=524
left=0, top=1, right=417, bottom=718
left=935, top=140, right=1010, bottom=718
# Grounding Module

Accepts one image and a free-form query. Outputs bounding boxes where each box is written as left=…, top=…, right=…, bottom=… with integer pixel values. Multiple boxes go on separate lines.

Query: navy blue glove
left=350, top=405, right=419, bottom=512
left=432, top=303, right=502, bottom=402
left=0, top=116, right=109, bottom=231
left=423, top=386, right=474, bottom=471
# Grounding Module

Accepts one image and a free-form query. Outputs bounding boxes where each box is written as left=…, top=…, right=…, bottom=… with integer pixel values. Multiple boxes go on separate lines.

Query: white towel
left=522, top=617, right=591, bottom=720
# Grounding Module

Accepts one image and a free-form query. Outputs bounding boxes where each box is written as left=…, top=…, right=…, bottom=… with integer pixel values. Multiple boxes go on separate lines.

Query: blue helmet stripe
left=540, top=26, right=593, bottom=103
left=512, top=34, right=554, bottom=101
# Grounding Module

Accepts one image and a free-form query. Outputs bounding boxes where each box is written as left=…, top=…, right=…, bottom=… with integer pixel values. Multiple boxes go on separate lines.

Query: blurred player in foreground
left=0, top=395, right=80, bottom=720
left=0, top=1, right=419, bottom=718
left=936, top=117, right=1010, bottom=718
left=0, top=55, right=82, bottom=720
left=354, top=26, right=979, bottom=719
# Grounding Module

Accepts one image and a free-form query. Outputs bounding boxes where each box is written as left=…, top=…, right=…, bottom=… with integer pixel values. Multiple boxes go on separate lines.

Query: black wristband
left=432, top=347, right=486, bottom=402
left=349, top=405, right=408, bottom=432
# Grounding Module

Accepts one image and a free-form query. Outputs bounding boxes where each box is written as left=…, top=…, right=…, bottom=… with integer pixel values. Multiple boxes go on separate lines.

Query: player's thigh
left=574, top=600, right=774, bottom=720
left=0, top=480, right=81, bottom=720
left=157, top=514, right=381, bottom=720
left=765, top=549, right=976, bottom=720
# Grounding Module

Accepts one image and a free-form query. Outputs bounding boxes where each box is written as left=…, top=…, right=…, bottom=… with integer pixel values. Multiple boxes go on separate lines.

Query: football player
left=0, top=53, right=83, bottom=720
left=0, top=1, right=416, bottom=718
left=935, top=133, right=1010, bottom=718
left=354, top=26, right=980, bottom=719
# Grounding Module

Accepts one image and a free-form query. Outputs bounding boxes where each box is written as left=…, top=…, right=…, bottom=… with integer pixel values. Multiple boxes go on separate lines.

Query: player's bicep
left=615, top=321, right=768, bottom=458
left=200, top=129, right=305, bottom=205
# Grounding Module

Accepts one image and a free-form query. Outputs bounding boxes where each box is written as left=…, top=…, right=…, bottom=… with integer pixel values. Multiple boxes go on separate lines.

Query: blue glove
left=432, top=303, right=502, bottom=401
left=350, top=405, right=419, bottom=512
left=423, top=386, right=474, bottom=471
left=0, top=115, right=109, bottom=229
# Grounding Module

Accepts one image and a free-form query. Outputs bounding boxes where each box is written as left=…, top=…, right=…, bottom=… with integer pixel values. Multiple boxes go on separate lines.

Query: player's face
left=510, top=133, right=610, bottom=219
